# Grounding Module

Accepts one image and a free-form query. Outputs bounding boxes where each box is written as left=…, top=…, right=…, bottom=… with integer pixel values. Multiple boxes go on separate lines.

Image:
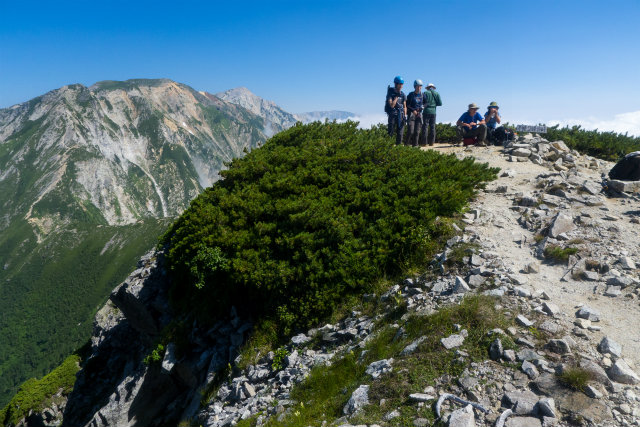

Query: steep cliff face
left=60, top=251, right=250, bottom=427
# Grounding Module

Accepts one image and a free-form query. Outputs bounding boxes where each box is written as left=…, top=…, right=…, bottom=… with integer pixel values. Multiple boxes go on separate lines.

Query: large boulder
left=608, top=151, right=640, bottom=181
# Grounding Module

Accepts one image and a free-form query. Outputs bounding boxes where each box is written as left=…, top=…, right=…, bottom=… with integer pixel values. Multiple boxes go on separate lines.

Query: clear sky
left=2, top=0, right=640, bottom=134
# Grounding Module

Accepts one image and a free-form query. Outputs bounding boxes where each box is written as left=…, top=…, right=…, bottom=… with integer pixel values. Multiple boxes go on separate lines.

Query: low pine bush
left=161, top=122, right=497, bottom=333
left=545, top=125, right=640, bottom=161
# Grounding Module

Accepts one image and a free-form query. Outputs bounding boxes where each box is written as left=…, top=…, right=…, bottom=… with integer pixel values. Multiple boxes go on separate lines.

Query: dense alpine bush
left=545, top=124, right=640, bottom=161
left=161, top=122, right=497, bottom=331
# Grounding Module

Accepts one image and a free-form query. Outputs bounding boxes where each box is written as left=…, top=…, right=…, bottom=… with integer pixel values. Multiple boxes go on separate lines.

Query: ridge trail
left=424, top=143, right=640, bottom=368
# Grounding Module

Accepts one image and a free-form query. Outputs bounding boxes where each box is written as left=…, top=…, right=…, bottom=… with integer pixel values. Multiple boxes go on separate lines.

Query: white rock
left=441, top=334, right=465, bottom=349
left=453, top=276, right=471, bottom=294
left=343, top=385, right=369, bottom=415
left=448, top=404, right=475, bottom=427
left=549, top=213, right=575, bottom=238
left=516, top=314, right=534, bottom=327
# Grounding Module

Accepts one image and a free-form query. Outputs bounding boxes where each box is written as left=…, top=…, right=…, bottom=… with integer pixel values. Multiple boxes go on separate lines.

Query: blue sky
left=2, top=0, right=640, bottom=133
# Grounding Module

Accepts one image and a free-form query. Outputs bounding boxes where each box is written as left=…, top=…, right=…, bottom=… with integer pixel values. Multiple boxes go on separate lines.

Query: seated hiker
left=484, top=101, right=515, bottom=145
left=385, top=76, right=407, bottom=145
left=456, top=103, right=487, bottom=146
left=484, top=101, right=501, bottom=143
left=609, top=151, right=640, bottom=181
left=405, top=79, right=424, bottom=147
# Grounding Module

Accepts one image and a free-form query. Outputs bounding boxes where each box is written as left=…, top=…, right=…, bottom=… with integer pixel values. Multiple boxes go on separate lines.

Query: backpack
left=609, top=152, right=640, bottom=181
left=491, top=127, right=515, bottom=145
left=384, top=86, right=393, bottom=114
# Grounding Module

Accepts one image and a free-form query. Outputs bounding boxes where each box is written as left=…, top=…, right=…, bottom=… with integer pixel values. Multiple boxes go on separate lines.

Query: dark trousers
left=456, top=124, right=487, bottom=143
left=421, top=113, right=436, bottom=145
left=406, top=113, right=423, bottom=146
left=387, top=111, right=405, bottom=145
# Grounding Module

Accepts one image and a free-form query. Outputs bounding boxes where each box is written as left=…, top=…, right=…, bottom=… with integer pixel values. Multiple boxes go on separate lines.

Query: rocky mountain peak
left=215, top=87, right=297, bottom=136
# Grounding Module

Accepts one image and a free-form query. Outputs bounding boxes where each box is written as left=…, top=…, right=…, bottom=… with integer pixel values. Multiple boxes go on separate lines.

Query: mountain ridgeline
left=0, top=79, right=352, bottom=407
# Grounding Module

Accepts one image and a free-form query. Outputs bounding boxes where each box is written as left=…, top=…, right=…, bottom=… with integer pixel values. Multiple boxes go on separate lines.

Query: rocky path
left=428, top=139, right=640, bottom=369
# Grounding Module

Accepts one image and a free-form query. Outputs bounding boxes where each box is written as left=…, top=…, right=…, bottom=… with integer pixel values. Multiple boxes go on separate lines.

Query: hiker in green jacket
left=420, top=83, right=442, bottom=146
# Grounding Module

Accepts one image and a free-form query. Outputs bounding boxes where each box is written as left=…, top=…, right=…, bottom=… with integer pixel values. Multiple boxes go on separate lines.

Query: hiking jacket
left=406, top=91, right=424, bottom=115
left=422, top=90, right=442, bottom=115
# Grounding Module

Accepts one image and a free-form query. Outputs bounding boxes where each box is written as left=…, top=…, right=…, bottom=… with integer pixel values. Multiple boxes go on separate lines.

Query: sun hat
left=427, top=83, right=435, bottom=89
left=488, top=101, right=499, bottom=108
left=468, top=103, right=479, bottom=109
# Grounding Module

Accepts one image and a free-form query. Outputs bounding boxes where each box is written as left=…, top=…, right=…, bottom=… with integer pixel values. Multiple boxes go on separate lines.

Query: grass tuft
left=544, top=245, right=579, bottom=263
left=559, top=367, right=593, bottom=392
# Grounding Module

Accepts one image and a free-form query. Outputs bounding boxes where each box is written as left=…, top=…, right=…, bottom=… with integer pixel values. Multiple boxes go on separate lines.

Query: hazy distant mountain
left=294, top=110, right=356, bottom=123
left=0, top=78, right=268, bottom=404
left=215, top=87, right=297, bottom=136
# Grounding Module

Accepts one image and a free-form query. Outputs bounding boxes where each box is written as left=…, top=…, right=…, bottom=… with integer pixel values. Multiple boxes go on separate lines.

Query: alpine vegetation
left=162, top=121, right=498, bottom=333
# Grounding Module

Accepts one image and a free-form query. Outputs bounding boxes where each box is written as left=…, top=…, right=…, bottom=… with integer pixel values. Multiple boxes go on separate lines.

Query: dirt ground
left=423, top=142, right=640, bottom=369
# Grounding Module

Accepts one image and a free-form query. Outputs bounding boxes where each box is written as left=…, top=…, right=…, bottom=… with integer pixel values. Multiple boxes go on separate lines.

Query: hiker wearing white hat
left=420, top=83, right=442, bottom=146
left=456, top=103, right=487, bottom=146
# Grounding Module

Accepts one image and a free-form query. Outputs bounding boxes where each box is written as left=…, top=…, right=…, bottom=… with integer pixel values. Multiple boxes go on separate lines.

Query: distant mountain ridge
left=294, top=110, right=356, bottom=123
left=215, top=86, right=356, bottom=132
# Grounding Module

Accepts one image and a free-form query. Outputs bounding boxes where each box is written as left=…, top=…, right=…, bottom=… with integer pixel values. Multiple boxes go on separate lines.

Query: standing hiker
left=405, top=80, right=424, bottom=147
left=421, top=83, right=442, bottom=146
left=385, top=76, right=407, bottom=145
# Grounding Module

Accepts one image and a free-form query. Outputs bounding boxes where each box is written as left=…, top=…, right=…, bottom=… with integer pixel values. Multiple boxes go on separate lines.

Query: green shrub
left=559, top=367, right=593, bottom=391
left=161, top=122, right=498, bottom=332
left=0, top=354, right=80, bottom=426
left=143, top=343, right=165, bottom=365
left=545, top=124, right=640, bottom=161
left=544, top=245, right=579, bottom=263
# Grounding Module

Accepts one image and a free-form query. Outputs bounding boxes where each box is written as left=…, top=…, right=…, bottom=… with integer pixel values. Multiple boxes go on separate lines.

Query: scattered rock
left=366, top=359, right=393, bottom=379
left=448, top=404, right=475, bottom=427
left=548, top=213, right=574, bottom=238
left=343, top=385, right=369, bottom=415
left=598, top=337, right=622, bottom=358
left=516, top=315, right=534, bottom=327
left=490, top=338, right=503, bottom=361
left=607, top=359, right=640, bottom=384
left=521, top=360, right=539, bottom=379
left=453, top=276, right=471, bottom=294
left=541, top=302, right=560, bottom=317
left=545, top=339, right=570, bottom=354
left=575, top=306, right=600, bottom=322
left=441, top=334, right=465, bottom=350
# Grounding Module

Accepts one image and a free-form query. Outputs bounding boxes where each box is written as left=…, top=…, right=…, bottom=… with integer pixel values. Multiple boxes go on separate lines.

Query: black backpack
left=384, top=86, right=393, bottom=114
left=609, top=152, right=640, bottom=181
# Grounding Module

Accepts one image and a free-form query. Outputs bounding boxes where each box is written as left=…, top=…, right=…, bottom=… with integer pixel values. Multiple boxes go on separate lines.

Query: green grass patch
left=543, top=245, right=579, bottom=263
left=559, top=367, right=593, bottom=392
left=0, top=354, right=80, bottom=426
left=240, top=296, right=511, bottom=427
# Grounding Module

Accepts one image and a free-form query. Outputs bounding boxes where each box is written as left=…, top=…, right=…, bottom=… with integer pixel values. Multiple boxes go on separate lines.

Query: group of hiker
left=385, top=75, right=511, bottom=147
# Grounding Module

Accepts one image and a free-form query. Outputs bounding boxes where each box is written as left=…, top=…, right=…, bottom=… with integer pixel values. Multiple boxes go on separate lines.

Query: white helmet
left=414, top=79, right=423, bottom=87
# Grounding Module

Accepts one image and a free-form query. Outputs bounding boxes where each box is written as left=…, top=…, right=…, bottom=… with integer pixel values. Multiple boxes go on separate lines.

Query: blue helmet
left=393, top=76, right=404, bottom=84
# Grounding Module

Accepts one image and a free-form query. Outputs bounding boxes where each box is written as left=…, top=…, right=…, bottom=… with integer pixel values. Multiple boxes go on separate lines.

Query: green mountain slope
left=0, top=79, right=268, bottom=405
